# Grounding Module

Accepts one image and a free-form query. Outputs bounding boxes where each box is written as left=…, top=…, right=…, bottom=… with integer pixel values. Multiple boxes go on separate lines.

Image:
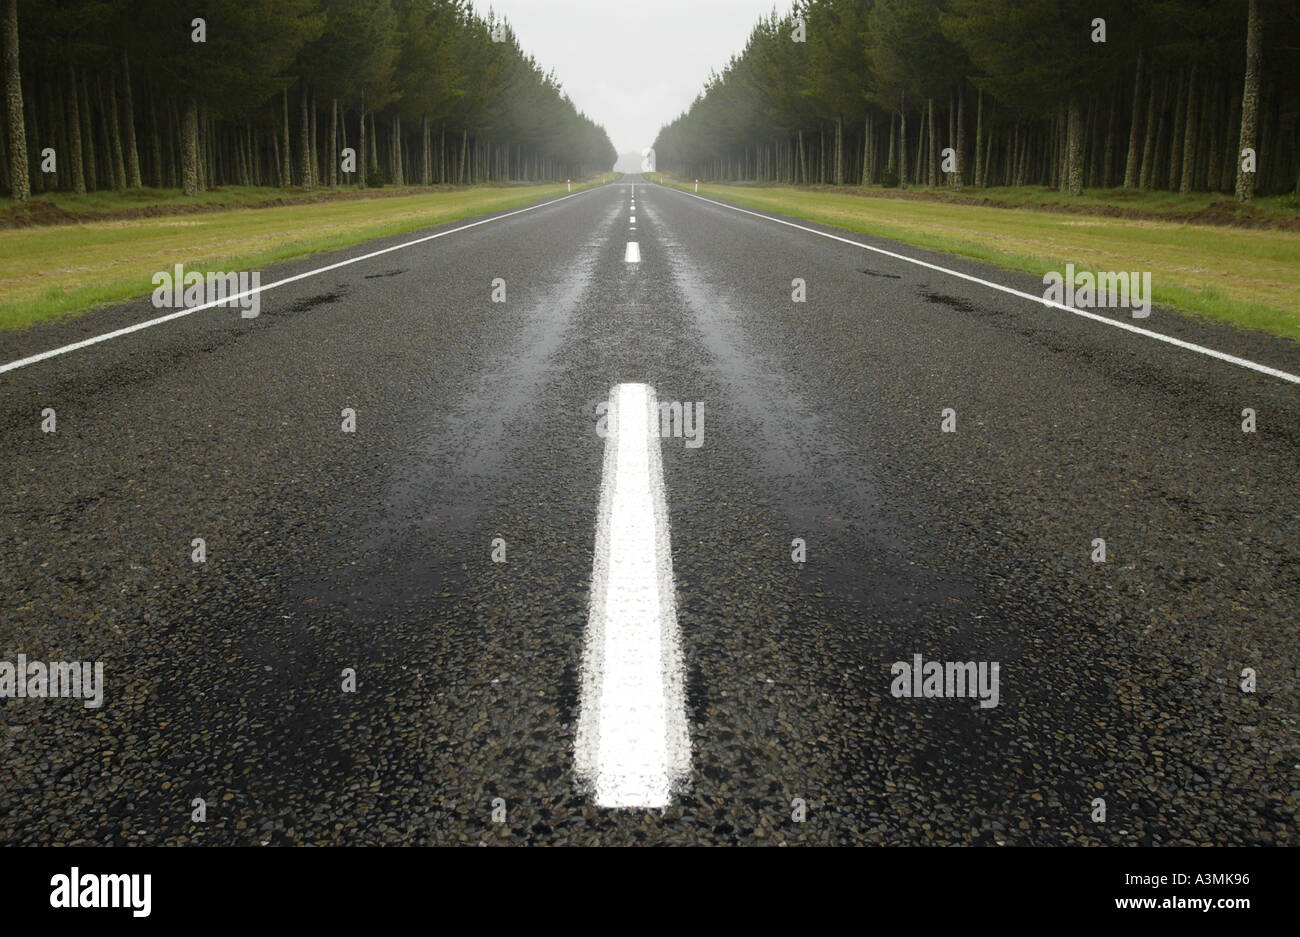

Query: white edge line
left=0, top=186, right=599, bottom=376
left=663, top=185, right=1300, bottom=386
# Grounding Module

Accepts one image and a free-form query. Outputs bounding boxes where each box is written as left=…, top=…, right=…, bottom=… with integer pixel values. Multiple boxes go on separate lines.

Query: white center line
left=575, top=383, right=690, bottom=809
left=625, top=242, right=641, bottom=263
left=630, top=215, right=636, bottom=225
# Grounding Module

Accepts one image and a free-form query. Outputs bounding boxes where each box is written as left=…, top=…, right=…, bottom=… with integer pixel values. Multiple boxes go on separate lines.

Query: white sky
left=472, top=0, right=787, bottom=154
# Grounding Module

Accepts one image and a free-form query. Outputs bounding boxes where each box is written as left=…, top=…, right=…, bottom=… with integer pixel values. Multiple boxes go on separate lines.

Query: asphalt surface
left=0, top=175, right=1296, bottom=845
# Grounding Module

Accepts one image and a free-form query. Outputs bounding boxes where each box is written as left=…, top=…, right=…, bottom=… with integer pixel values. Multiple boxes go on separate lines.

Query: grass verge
left=0, top=179, right=606, bottom=332
left=649, top=174, right=1300, bottom=340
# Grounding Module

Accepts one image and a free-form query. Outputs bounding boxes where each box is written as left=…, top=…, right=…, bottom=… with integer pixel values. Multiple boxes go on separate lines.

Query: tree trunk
left=1180, top=65, right=1199, bottom=194
left=984, top=124, right=995, bottom=188
left=281, top=88, right=292, bottom=187
left=899, top=93, right=907, bottom=188
left=1016, top=121, right=1028, bottom=185
left=926, top=97, right=936, bottom=186
left=1153, top=73, right=1173, bottom=189
left=1067, top=94, right=1083, bottom=196
left=148, top=85, right=162, bottom=187
left=65, top=64, right=85, bottom=194
left=834, top=115, right=843, bottom=185
left=1206, top=76, right=1223, bottom=192
left=309, top=87, right=318, bottom=188
left=1235, top=0, right=1261, bottom=202
left=121, top=51, right=141, bottom=188
left=973, top=88, right=983, bottom=189
left=181, top=93, right=198, bottom=196
left=391, top=115, right=403, bottom=185
left=329, top=97, right=338, bottom=187
left=862, top=113, right=871, bottom=186
left=955, top=85, right=966, bottom=191
left=106, top=71, right=126, bottom=189
left=80, top=71, right=98, bottom=189
left=818, top=122, right=824, bottom=184
left=3, top=0, right=28, bottom=200
left=459, top=128, right=467, bottom=184
left=299, top=79, right=312, bottom=189
left=1056, top=104, right=1067, bottom=192
left=947, top=92, right=956, bottom=186
left=1124, top=51, right=1145, bottom=188
left=45, top=73, right=62, bottom=190
left=421, top=114, right=430, bottom=185
left=165, top=94, right=178, bottom=188
left=1140, top=71, right=1160, bottom=189
left=1168, top=68, right=1186, bottom=191
left=1102, top=87, right=1117, bottom=188
left=195, top=102, right=207, bottom=191
left=369, top=109, right=380, bottom=181
left=1085, top=94, right=1099, bottom=186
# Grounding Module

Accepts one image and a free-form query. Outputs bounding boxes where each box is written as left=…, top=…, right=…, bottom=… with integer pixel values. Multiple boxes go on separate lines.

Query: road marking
left=665, top=187, right=1300, bottom=386
left=630, top=215, right=636, bottom=224
left=625, top=242, right=641, bottom=263
left=0, top=187, right=599, bottom=376
left=574, top=383, right=690, bottom=808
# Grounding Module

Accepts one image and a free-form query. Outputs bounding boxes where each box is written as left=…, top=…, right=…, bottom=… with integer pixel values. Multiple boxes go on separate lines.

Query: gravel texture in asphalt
left=0, top=177, right=1295, bottom=845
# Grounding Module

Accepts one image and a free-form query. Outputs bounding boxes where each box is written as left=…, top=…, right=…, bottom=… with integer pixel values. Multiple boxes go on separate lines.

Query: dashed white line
left=664, top=187, right=1300, bottom=386
left=574, top=383, right=690, bottom=809
left=625, top=242, right=641, bottom=263
left=630, top=215, right=636, bottom=225
left=0, top=187, right=599, bottom=376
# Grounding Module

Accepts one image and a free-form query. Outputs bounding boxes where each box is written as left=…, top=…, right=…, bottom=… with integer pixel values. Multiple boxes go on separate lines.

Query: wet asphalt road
left=0, top=175, right=1296, bottom=845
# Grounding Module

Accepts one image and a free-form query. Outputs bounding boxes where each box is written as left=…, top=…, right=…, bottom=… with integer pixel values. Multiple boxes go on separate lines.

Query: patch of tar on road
left=919, top=289, right=986, bottom=316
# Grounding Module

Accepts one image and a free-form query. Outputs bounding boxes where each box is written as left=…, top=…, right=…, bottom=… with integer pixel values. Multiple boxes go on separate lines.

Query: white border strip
left=665, top=186, right=1300, bottom=386
left=0, top=187, right=597, bottom=376
left=575, top=383, right=690, bottom=809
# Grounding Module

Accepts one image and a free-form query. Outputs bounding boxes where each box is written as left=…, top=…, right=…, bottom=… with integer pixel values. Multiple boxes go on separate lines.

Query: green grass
left=4, top=184, right=355, bottom=221
left=0, top=179, right=607, bottom=332
left=940, top=184, right=1300, bottom=219
left=649, top=174, right=1300, bottom=340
